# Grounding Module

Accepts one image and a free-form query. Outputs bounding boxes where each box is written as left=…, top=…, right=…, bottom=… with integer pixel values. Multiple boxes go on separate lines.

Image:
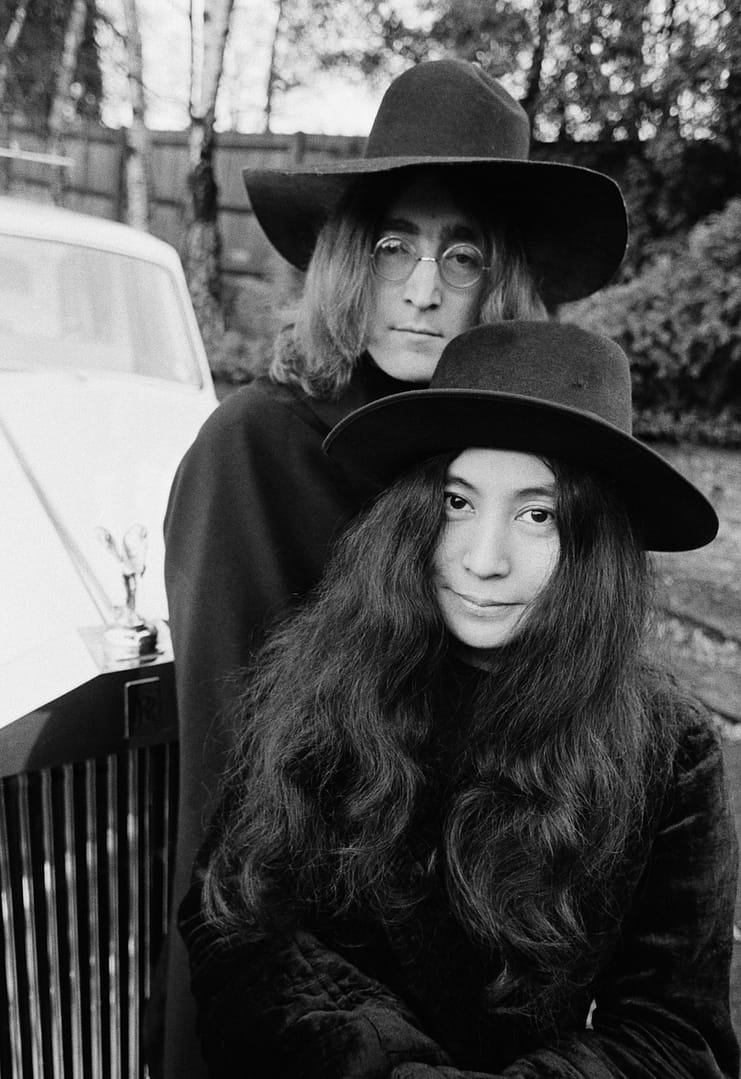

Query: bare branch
left=0, top=0, right=30, bottom=108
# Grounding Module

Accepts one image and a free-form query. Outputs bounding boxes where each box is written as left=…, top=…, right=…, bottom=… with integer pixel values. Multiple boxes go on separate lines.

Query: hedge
left=562, top=197, right=741, bottom=446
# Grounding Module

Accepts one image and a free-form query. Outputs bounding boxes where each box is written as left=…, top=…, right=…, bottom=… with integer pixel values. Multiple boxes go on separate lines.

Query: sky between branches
left=98, top=0, right=399, bottom=133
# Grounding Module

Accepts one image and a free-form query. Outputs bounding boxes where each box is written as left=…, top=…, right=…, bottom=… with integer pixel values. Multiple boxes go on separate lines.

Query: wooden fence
left=0, top=121, right=366, bottom=285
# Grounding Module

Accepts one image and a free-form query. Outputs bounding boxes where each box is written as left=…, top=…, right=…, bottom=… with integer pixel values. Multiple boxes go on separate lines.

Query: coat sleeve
left=391, top=719, right=740, bottom=1079
left=164, top=382, right=363, bottom=839
left=179, top=884, right=452, bottom=1079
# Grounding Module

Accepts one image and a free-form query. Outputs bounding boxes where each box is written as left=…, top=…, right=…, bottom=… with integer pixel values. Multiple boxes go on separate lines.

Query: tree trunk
left=264, top=0, right=287, bottom=133
left=715, top=0, right=741, bottom=159
left=182, top=0, right=236, bottom=358
left=0, top=0, right=30, bottom=111
left=122, top=0, right=152, bottom=230
left=519, top=0, right=560, bottom=121
left=522, top=0, right=558, bottom=122
left=47, top=0, right=88, bottom=203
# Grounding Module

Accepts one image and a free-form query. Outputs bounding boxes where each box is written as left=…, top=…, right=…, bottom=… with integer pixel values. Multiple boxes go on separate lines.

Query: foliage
left=0, top=0, right=101, bottom=129
left=258, top=1, right=740, bottom=276
left=563, top=198, right=741, bottom=446
left=532, top=136, right=741, bottom=278
left=266, top=0, right=737, bottom=147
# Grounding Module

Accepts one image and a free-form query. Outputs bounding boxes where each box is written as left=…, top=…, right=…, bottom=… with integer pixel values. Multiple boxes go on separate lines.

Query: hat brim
left=323, top=389, right=718, bottom=552
left=243, top=158, right=628, bottom=305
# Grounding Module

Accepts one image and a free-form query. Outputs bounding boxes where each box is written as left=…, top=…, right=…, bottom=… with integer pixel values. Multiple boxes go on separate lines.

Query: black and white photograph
left=0, top=2, right=739, bottom=1076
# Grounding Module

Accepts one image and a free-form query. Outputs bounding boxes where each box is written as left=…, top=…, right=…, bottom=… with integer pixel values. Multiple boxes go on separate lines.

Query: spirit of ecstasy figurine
left=96, top=523, right=159, bottom=662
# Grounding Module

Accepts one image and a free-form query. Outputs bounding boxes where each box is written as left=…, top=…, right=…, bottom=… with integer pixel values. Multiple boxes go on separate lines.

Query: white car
left=0, top=196, right=220, bottom=1075
left=0, top=197, right=217, bottom=740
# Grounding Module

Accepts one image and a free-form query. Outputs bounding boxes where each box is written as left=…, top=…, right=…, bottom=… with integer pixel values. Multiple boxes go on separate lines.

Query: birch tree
left=47, top=0, right=88, bottom=202
left=0, top=0, right=29, bottom=111
left=181, top=0, right=236, bottom=353
left=122, top=0, right=152, bottom=229
left=263, top=0, right=288, bottom=132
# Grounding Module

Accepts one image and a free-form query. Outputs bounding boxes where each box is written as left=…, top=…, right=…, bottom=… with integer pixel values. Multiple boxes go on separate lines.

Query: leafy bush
left=563, top=198, right=741, bottom=445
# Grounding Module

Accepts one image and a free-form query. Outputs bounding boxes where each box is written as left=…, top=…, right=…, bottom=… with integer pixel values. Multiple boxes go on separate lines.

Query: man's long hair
left=203, top=454, right=679, bottom=1020
left=270, top=169, right=548, bottom=398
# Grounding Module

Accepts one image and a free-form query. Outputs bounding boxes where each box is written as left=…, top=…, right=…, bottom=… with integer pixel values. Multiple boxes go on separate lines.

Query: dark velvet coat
left=180, top=708, right=739, bottom=1079
left=162, top=361, right=414, bottom=1075
left=165, top=362, right=412, bottom=842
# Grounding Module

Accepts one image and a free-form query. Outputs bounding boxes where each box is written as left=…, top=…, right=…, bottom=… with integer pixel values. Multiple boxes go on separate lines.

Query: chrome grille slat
left=85, top=758, right=104, bottom=1079
left=17, top=773, right=45, bottom=1077
left=127, top=752, right=140, bottom=1079
left=0, top=783, right=23, bottom=1079
left=39, top=770, right=64, bottom=1077
left=63, top=764, right=85, bottom=1079
left=106, top=757, right=122, bottom=1079
left=140, top=751, right=152, bottom=1008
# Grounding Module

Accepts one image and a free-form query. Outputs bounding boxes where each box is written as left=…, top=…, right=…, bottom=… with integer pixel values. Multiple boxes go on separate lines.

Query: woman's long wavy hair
left=203, top=453, right=680, bottom=1021
left=270, top=168, right=548, bottom=398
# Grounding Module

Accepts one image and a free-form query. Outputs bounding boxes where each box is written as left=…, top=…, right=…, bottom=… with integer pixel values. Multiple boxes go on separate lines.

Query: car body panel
left=0, top=198, right=217, bottom=731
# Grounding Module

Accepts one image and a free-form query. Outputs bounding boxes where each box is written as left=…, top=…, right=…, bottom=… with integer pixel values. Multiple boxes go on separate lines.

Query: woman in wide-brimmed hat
left=182, top=322, right=737, bottom=1078
left=161, top=61, right=628, bottom=1074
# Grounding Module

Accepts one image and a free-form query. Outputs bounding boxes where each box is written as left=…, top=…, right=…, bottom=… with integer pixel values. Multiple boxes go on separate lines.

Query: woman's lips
left=454, top=592, right=519, bottom=612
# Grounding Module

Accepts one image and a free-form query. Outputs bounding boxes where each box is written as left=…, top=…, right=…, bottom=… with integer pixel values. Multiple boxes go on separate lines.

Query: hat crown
left=433, top=322, right=633, bottom=433
left=365, top=59, right=531, bottom=161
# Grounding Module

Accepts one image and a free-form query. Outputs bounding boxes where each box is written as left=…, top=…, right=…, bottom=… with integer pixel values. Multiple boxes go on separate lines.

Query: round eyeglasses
left=371, top=236, right=489, bottom=290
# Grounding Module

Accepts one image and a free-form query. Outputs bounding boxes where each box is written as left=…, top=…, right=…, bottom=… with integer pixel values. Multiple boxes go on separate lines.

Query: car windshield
left=0, top=233, right=203, bottom=385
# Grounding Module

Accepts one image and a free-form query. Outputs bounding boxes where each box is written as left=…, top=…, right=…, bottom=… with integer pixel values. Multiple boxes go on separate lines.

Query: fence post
left=292, top=130, right=306, bottom=165
left=116, top=125, right=128, bottom=223
left=0, top=112, right=11, bottom=193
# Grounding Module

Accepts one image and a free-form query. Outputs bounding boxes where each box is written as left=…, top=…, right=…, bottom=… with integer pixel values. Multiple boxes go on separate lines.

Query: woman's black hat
left=324, top=321, right=718, bottom=552
left=243, top=60, right=629, bottom=306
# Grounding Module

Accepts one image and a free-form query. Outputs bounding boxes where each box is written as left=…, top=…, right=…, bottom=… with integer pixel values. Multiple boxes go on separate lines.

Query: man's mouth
left=393, top=326, right=441, bottom=337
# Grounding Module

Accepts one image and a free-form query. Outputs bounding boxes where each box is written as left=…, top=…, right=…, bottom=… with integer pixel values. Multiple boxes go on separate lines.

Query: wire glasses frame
left=371, top=235, right=490, bottom=290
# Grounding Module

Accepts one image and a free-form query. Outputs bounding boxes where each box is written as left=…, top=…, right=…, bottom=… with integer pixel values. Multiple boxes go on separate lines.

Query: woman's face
left=365, top=172, right=487, bottom=383
left=433, top=449, right=560, bottom=652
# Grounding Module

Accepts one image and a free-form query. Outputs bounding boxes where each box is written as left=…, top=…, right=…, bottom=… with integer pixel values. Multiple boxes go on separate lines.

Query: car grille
left=0, top=742, right=176, bottom=1078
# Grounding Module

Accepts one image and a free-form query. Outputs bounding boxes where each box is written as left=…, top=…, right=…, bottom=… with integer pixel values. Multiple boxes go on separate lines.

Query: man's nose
left=403, top=256, right=443, bottom=308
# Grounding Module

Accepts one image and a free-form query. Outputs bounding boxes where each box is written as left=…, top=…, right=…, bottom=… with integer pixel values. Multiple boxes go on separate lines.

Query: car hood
left=1, top=371, right=216, bottom=724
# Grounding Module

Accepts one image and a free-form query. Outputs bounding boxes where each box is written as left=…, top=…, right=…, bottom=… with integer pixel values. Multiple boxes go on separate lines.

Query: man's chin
left=398, top=351, right=441, bottom=382
left=367, top=340, right=444, bottom=383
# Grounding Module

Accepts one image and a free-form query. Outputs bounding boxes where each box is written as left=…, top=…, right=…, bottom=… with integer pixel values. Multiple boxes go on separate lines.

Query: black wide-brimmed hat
left=243, top=60, right=628, bottom=306
left=324, top=322, right=717, bottom=552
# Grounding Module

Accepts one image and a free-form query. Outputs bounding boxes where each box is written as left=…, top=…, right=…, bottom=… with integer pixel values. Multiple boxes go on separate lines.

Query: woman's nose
left=403, top=257, right=442, bottom=308
left=461, top=523, right=510, bottom=578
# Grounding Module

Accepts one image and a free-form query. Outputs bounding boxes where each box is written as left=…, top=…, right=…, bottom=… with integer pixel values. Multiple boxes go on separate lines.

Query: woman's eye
left=443, top=492, right=471, bottom=513
left=519, top=507, right=555, bottom=525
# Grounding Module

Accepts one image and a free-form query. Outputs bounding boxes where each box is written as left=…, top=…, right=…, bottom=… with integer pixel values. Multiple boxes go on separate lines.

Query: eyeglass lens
left=372, top=237, right=486, bottom=288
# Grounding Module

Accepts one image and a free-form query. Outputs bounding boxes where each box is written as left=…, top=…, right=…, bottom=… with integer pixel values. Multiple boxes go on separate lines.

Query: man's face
left=365, top=173, right=487, bottom=383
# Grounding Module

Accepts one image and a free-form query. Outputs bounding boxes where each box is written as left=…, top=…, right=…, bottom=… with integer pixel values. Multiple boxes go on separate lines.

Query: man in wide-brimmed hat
left=160, top=59, right=629, bottom=1078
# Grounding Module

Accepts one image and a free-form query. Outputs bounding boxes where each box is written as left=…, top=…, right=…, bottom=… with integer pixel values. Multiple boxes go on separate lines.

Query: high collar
left=303, top=354, right=423, bottom=430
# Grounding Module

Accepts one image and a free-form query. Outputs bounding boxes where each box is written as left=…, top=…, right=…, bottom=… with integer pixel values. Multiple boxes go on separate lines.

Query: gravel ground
left=653, top=444, right=741, bottom=644
left=652, top=444, right=741, bottom=1041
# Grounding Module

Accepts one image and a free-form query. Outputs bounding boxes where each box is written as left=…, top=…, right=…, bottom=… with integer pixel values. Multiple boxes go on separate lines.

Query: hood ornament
left=96, top=524, right=159, bottom=662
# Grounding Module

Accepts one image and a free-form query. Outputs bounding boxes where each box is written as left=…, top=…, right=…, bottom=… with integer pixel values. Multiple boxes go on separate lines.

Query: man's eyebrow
left=381, top=215, right=420, bottom=235
left=380, top=217, right=482, bottom=243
